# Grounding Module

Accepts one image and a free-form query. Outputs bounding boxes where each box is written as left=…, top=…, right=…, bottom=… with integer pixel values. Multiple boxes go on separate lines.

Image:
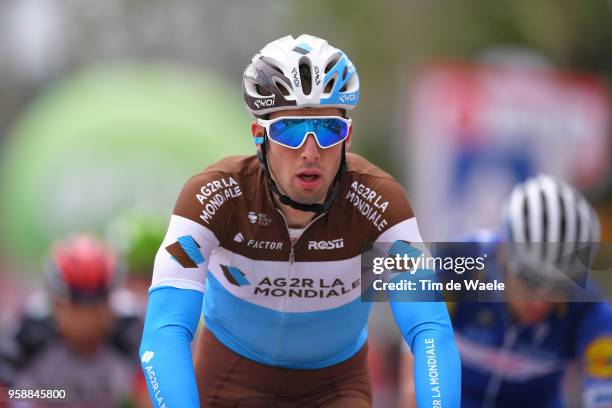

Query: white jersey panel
left=150, top=214, right=219, bottom=292
left=375, top=217, right=423, bottom=244
left=207, top=247, right=363, bottom=313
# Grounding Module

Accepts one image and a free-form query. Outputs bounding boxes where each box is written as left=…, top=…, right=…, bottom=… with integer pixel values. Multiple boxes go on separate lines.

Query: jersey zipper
left=275, top=209, right=326, bottom=263
left=271, top=209, right=326, bottom=362
left=289, top=246, right=295, bottom=265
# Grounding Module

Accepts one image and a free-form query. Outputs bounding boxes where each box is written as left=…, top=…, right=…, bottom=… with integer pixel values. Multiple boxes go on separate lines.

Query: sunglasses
left=256, top=116, right=351, bottom=149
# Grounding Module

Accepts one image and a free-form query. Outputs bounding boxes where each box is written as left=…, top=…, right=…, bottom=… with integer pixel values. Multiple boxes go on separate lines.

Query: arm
left=378, top=224, right=461, bottom=407
left=139, top=173, right=227, bottom=407
left=363, top=176, right=461, bottom=406
left=139, top=286, right=202, bottom=407
left=391, top=295, right=460, bottom=408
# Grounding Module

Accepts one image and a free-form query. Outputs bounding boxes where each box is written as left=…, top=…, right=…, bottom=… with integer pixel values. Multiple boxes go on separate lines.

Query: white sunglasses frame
left=256, top=116, right=352, bottom=149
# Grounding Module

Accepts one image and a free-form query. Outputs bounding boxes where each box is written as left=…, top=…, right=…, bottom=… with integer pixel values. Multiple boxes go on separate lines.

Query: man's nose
left=300, top=133, right=320, bottom=161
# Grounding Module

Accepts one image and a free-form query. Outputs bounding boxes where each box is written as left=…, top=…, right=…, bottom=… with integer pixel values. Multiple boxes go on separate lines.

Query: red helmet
left=43, top=234, right=124, bottom=303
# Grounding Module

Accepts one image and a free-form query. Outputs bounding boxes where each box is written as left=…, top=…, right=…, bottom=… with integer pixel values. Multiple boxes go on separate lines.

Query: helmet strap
left=257, top=136, right=346, bottom=214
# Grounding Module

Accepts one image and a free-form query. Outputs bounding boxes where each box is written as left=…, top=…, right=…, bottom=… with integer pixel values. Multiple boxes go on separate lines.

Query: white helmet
left=243, top=34, right=360, bottom=117
left=503, top=174, right=600, bottom=286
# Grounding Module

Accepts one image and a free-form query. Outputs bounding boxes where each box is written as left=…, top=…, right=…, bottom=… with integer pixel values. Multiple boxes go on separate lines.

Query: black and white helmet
left=243, top=34, right=360, bottom=117
left=503, top=175, right=600, bottom=285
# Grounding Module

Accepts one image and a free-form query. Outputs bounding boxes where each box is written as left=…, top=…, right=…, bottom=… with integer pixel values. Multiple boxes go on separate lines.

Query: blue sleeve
left=575, top=302, right=612, bottom=408
left=139, top=286, right=203, bottom=408
left=387, top=242, right=461, bottom=407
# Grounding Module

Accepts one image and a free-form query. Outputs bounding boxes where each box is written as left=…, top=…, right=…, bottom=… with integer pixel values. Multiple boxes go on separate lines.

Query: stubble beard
left=286, top=182, right=327, bottom=205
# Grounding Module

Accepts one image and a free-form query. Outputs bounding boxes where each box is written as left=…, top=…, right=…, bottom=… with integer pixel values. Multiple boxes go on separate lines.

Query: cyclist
left=139, top=34, right=460, bottom=407
left=0, top=234, right=145, bottom=407
left=401, top=175, right=612, bottom=407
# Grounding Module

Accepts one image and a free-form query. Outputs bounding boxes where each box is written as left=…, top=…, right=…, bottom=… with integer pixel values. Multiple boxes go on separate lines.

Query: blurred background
left=1, top=0, right=612, bottom=407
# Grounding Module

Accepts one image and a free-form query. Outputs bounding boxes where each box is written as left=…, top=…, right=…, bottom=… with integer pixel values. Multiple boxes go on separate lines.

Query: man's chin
left=295, top=196, right=324, bottom=206
left=289, top=190, right=325, bottom=206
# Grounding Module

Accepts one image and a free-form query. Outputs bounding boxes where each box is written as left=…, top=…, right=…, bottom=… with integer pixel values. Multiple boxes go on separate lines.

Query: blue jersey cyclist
left=402, top=175, right=612, bottom=408
left=139, top=34, right=461, bottom=408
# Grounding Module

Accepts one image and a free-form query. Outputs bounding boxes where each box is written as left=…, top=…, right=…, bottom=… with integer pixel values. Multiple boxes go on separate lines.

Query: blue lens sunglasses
left=255, top=116, right=352, bottom=149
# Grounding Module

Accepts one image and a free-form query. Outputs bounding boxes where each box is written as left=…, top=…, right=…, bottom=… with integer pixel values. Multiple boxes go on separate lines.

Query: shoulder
left=202, top=155, right=261, bottom=177
left=173, top=155, right=260, bottom=226
left=0, top=294, right=56, bottom=381
left=341, top=153, right=415, bottom=240
left=345, top=153, right=405, bottom=191
left=180, top=155, right=260, bottom=199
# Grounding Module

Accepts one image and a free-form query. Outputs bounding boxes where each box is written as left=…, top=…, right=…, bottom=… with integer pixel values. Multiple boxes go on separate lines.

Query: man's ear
left=251, top=121, right=264, bottom=137
left=344, top=125, right=353, bottom=150
left=252, top=121, right=265, bottom=159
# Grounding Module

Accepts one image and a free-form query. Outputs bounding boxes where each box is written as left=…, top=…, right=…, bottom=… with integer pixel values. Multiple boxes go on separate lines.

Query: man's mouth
left=297, top=170, right=321, bottom=180
left=296, top=170, right=322, bottom=187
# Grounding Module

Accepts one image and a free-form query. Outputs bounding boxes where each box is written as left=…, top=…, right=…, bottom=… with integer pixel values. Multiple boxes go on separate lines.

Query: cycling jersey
left=446, top=231, right=612, bottom=408
left=140, top=153, right=460, bottom=407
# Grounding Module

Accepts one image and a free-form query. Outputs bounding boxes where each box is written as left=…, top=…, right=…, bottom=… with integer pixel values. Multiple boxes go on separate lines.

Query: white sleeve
left=150, top=214, right=219, bottom=292
left=375, top=217, right=424, bottom=244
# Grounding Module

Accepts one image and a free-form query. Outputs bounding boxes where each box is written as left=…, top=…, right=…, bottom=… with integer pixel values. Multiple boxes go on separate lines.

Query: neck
left=274, top=195, right=318, bottom=228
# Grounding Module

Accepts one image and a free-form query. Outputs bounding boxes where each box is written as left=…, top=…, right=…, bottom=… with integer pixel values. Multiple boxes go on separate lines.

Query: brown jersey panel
left=209, top=156, right=294, bottom=261
left=171, top=153, right=415, bottom=261
left=202, top=155, right=261, bottom=180
left=172, top=170, right=246, bottom=243
left=291, top=213, right=369, bottom=262
left=223, top=202, right=293, bottom=262
left=341, top=154, right=415, bottom=242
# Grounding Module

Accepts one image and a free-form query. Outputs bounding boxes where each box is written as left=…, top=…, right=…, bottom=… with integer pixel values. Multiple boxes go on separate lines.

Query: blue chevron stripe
left=177, top=235, right=205, bottom=265
left=227, top=266, right=250, bottom=286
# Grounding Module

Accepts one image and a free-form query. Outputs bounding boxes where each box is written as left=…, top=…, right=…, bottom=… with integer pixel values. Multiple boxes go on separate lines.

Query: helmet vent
left=573, top=193, right=582, bottom=244
left=255, top=84, right=273, bottom=97
left=340, top=66, right=350, bottom=92
left=324, top=53, right=341, bottom=73
left=540, top=190, right=548, bottom=241
left=261, top=57, right=284, bottom=76
left=558, top=188, right=566, bottom=242
left=273, top=78, right=291, bottom=96
left=298, top=58, right=312, bottom=95
left=540, top=189, right=549, bottom=260
left=522, top=196, right=530, bottom=242
left=324, top=77, right=335, bottom=94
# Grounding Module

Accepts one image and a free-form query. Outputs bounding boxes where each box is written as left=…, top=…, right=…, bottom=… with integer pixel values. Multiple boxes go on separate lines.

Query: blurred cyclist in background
left=401, top=175, right=612, bottom=407
left=108, top=212, right=167, bottom=314
left=0, top=234, right=146, bottom=407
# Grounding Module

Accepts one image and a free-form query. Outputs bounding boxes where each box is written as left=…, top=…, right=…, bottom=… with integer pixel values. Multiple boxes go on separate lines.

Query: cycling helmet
left=43, top=234, right=124, bottom=303
left=503, top=175, right=600, bottom=286
left=243, top=34, right=360, bottom=117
